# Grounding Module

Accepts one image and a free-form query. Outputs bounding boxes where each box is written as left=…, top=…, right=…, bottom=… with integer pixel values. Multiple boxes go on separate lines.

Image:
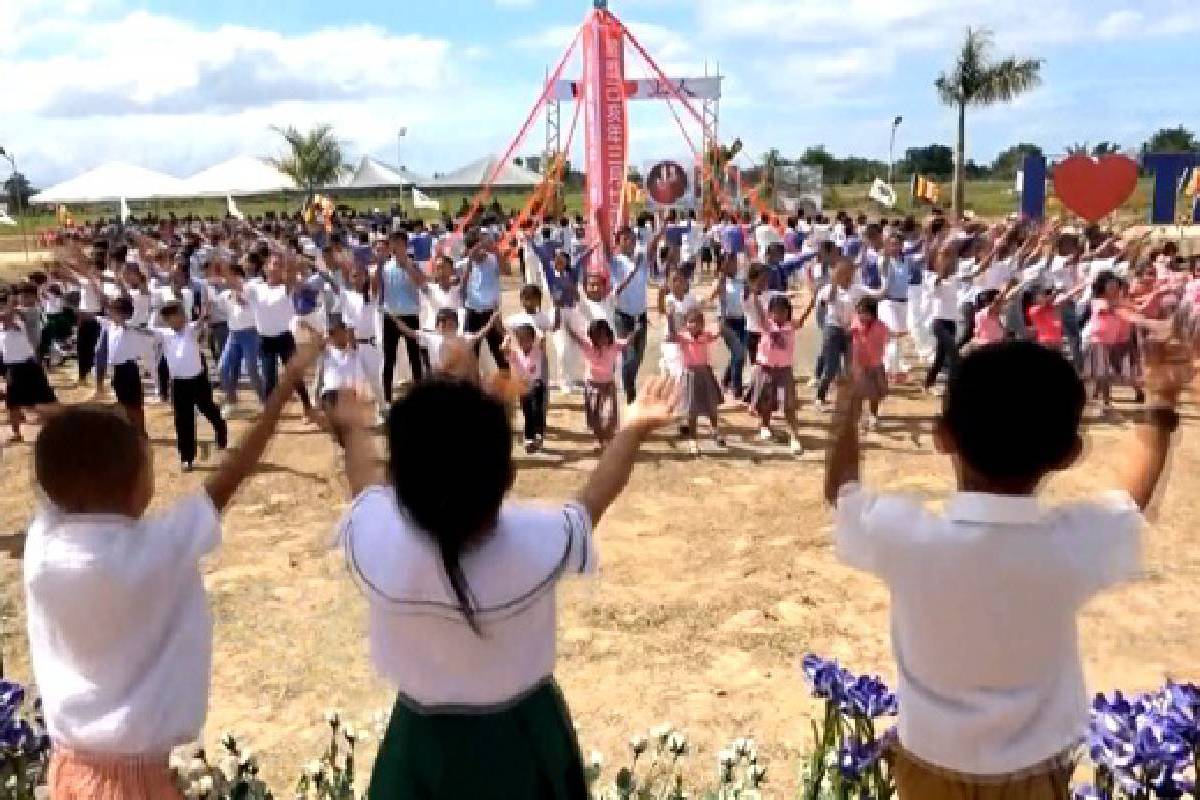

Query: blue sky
left=2, top=0, right=1198, bottom=187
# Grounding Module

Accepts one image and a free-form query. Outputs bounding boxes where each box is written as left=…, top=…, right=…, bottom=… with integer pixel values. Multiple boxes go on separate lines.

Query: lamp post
left=887, top=115, right=903, bottom=186
left=0, top=147, right=30, bottom=264
left=397, top=127, right=408, bottom=173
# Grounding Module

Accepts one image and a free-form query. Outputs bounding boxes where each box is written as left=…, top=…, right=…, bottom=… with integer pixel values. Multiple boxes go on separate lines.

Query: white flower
left=305, top=759, right=323, bottom=778
left=649, top=723, right=673, bottom=743
left=197, top=775, right=214, bottom=793
left=629, top=734, right=648, bottom=756
left=588, top=750, right=603, bottom=770
left=666, top=732, right=688, bottom=756
left=718, top=749, right=736, bottom=768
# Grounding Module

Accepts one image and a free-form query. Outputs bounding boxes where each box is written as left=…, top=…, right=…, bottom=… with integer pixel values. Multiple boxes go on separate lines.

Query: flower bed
left=2, top=659, right=1198, bottom=799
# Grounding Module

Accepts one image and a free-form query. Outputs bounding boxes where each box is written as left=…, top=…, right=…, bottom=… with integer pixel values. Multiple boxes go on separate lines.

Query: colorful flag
left=868, top=178, right=897, bottom=208
left=911, top=175, right=940, bottom=205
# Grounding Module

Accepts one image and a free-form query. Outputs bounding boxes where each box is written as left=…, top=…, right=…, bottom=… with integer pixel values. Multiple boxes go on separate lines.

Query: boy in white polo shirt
left=24, top=340, right=321, bottom=799
left=825, top=339, right=1184, bottom=799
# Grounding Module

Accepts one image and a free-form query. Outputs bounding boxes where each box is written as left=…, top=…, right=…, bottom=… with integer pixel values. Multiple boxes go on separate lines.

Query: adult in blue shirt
left=720, top=215, right=745, bottom=259
left=609, top=227, right=648, bottom=403
left=409, top=221, right=434, bottom=265
left=460, top=232, right=509, bottom=370
left=764, top=242, right=810, bottom=294
left=378, top=229, right=428, bottom=400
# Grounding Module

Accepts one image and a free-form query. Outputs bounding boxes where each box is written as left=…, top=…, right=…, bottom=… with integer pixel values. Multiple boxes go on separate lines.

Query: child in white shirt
left=24, top=341, right=320, bottom=800
left=825, top=339, right=1183, bottom=797
left=328, top=374, right=679, bottom=799
left=153, top=303, right=228, bottom=471
left=0, top=295, right=59, bottom=442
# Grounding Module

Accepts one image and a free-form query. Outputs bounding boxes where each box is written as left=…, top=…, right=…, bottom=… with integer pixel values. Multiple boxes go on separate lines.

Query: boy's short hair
left=519, top=284, right=543, bottom=304
left=943, top=341, right=1084, bottom=484
left=36, top=405, right=145, bottom=513
left=160, top=302, right=184, bottom=319
left=856, top=296, right=878, bottom=315
left=435, top=307, right=460, bottom=328
left=110, top=295, right=134, bottom=317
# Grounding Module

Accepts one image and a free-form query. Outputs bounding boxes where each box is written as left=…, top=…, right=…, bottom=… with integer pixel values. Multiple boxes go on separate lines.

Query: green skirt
left=368, top=678, right=588, bottom=800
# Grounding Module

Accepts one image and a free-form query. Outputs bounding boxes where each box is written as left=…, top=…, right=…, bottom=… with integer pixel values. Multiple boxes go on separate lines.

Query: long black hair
left=386, top=379, right=514, bottom=633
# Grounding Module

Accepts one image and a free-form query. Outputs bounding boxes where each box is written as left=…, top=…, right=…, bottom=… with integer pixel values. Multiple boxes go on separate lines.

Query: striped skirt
left=368, top=678, right=587, bottom=800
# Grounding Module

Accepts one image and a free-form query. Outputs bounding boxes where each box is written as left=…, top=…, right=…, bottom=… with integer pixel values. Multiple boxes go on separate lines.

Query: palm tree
left=268, top=124, right=348, bottom=199
left=936, top=28, right=1042, bottom=217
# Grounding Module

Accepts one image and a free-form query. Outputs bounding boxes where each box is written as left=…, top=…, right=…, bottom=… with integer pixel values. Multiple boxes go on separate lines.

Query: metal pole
left=888, top=116, right=902, bottom=187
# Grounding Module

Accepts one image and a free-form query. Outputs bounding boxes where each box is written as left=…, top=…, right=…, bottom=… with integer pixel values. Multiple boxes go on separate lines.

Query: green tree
left=936, top=27, right=1042, bottom=217
left=991, top=143, right=1043, bottom=178
left=1141, top=126, right=1199, bottom=155
left=1065, top=142, right=1090, bottom=156
left=3, top=172, right=33, bottom=209
left=267, top=124, right=348, bottom=199
left=799, top=145, right=838, bottom=182
left=902, top=144, right=954, bottom=178
left=1092, top=141, right=1122, bottom=157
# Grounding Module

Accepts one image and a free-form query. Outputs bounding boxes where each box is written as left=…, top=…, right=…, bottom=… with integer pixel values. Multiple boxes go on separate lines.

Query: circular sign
left=646, top=160, right=690, bottom=206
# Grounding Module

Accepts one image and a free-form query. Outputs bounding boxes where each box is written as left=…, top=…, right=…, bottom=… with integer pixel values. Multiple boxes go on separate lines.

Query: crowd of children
left=5, top=204, right=1199, bottom=799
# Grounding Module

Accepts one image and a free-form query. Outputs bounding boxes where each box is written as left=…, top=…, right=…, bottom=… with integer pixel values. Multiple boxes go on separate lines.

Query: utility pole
left=888, top=116, right=903, bottom=186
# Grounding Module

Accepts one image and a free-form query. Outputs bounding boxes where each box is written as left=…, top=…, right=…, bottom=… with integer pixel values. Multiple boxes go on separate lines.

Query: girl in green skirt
left=331, top=374, right=679, bottom=799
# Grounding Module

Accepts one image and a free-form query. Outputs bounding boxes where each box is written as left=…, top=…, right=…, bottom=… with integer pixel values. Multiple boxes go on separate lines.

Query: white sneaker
left=789, top=436, right=804, bottom=456
left=758, top=427, right=774, bottom=442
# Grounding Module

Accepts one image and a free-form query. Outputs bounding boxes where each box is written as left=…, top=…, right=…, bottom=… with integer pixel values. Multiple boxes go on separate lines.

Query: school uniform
left=380, top=258, right=427, bottom=395
left=319, top=345, right=367, bottom=406
left=460, top=253, right=509, bottom=371
left=834, top=484, right=1143, bottom=795
left=26, top=492, right=220, bottom=799
left=508, top=341, right=548, bottom=443
left=334, top=490, right=595, bottom=799
left=76, top=280, right=105, bottom=381
left=717, top=277, right=749, bottom=395
left=610, top=252, right=648, bottom=403
left=340, top=289, right=387, bottom=409
left=2, top=324, right=57, bottom=408
left=154, top=322, right=228, bottom=466
left=247, top=281, right=312, bottom=412
left=104, top=321, right=149, bottom=409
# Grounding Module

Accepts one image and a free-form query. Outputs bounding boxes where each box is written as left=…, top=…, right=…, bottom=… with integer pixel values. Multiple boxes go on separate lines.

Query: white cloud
left=1096, top=10, right=1144, bottom=39
left=495, top=0, right=536, bottom=6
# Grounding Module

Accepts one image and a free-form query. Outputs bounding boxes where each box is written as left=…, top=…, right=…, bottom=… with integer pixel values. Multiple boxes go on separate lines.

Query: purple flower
left=800, top=654, right=853, bottom=704
left=837, top=735, right=885, bottom=783
left=842, top=674, right=899, bottom=720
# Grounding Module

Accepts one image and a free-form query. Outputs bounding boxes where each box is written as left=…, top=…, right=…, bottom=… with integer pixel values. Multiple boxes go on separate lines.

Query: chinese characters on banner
left=582, top=8, right=628, bottom=251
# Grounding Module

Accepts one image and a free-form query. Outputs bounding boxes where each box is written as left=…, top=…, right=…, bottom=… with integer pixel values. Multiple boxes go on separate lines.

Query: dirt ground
left=1, top=282, right=1198, bottom=794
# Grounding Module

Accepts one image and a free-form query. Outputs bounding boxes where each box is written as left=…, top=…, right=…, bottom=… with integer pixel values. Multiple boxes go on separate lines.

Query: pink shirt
left=1087, top=299, right=1125, bottom=346
left=508, top=343, right=544, bottom=383
left=756, top=323, right=795, bottom=368
left=850, top=319, right=888, bottom=369
left=974, top=309, right=1005, bottom=345
left=579, top=342, right=621, bottom=382
left=1027, top=303, right=1063, bottom=345
left=676, top=331, right=718, bottom=368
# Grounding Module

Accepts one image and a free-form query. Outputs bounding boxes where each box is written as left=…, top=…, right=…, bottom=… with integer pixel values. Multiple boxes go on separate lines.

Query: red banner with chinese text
left=582, top=9, right=628, bottom=253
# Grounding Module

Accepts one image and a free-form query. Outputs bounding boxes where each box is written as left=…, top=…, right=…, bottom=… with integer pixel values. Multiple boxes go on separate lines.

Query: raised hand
left=624, top=375, right=680, bottom=433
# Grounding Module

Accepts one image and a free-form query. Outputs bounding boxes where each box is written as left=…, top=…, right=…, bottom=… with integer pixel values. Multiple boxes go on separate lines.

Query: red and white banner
left=581, top=8, right=628, bottom=250
left=552, top=76, right=722, bottom=103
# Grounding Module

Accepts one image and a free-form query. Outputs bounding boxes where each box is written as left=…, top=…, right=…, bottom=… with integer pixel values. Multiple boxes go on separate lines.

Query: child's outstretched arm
left=824, top=378, right=865, bottom=504
left=464, top=311, right=500, bottom=345
left=576, top=375, right=679, bottom=525
left=205, top=336, right=324, bottom=512
left=1121, top=346, right=1186, bottom=510
left=330, top=395, right=385, bottom=497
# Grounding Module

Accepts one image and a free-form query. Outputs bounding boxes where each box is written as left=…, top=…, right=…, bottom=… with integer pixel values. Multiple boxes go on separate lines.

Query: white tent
left=423, top=155, right=542, bottom=189
left=31, top=162, right=188, bottom=204
left=178, top=155, right=296, bottom=197
left=347, top=156, right=425, bottom=189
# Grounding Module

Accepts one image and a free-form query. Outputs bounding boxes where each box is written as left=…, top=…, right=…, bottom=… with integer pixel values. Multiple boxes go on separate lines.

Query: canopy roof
left=31, top=162, right=188, bottom=204
left=178, top=155, right=296, bottom=197
left=347, top=156, right=425, bottom=188
left=424, top=155, right=542, bottom=189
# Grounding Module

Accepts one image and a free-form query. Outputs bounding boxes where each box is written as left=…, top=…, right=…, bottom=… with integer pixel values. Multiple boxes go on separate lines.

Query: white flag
left=413, top=187, right=440, bottom=211
left=868, top=178, right=897, bottom=209
left=1014, top=171, right=1024, bottom=194
left=119, top=196, right=131, bottom=222
left=227, top=194, right=245, bottom=221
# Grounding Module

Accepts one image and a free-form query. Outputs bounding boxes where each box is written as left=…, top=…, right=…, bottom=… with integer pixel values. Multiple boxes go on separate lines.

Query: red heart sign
left=1052, top=154, right=1139, bottom=222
